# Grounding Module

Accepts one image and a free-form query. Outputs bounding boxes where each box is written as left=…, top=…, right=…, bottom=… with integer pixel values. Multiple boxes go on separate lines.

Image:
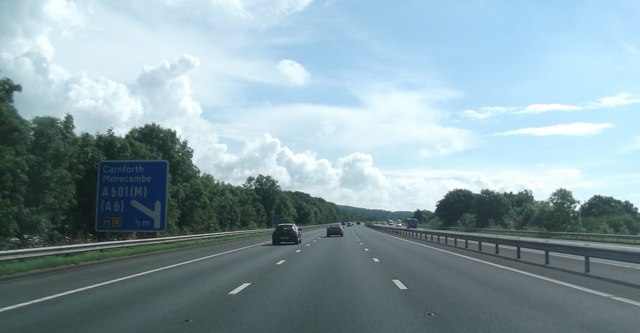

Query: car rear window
left=277, top=225, right=293, bottom=232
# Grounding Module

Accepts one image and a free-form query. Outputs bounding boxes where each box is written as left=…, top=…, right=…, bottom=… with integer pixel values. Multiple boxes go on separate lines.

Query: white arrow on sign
left=131, top=200, right=162, bottom=229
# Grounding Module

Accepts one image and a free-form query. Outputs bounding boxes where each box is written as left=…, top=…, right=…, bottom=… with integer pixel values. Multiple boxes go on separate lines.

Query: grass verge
left=0, top=233, right=266, bottom=277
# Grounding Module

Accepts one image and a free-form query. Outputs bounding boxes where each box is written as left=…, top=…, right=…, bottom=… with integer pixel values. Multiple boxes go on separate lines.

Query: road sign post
left=95, top=160, right=168, bottom=232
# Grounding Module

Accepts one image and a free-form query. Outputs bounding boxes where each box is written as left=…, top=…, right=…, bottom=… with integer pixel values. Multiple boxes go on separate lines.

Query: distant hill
left=337, top=205, right=413, bottom=221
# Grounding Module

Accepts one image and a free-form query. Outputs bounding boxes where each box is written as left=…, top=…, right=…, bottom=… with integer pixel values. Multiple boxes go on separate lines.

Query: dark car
left=272, top=223, right=302, bottom=245
left=326, top=223, right=344, bottom=237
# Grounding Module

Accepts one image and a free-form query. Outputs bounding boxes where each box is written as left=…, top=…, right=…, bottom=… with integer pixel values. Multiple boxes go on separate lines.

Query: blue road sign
left=95, top=160, right=168, bottom=232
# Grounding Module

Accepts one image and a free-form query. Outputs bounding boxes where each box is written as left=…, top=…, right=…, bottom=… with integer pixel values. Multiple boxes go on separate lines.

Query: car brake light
left=291, top=229, right=297, bottom=235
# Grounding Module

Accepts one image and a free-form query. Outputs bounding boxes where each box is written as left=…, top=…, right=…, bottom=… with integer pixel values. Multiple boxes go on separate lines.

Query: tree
left=0, top=77, right=22, bottom=104
left=473, top=189, right=510, bottom=228
left=23, top=115, right=79, bottom=243
left=435, top=189, right=474, bottom=227
left=274, top=193, right=297, bottom=224
left=0, top=78, right=28, bottom=240
left=580, top=195, right=640, bottom=234
left=507, top=190, right=537, bottom=229
left=71, top=133, right=103, bottom=239
left=545, top=188, right=581, bottom=232
left=413, top=209, right=433, bottom=224
left=244, top=175, right=282, bottom=227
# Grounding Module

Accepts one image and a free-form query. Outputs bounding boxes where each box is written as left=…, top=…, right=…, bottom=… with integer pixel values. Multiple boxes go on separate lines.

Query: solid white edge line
left=379, top=231, right=640, bottom=308
left=392, top=279, right=408, bottom=290
left=276, top=260, right=285, bottom=265
left=0, top=241, right=269, bottom=313
left=228, top=283, right=251, bottom=295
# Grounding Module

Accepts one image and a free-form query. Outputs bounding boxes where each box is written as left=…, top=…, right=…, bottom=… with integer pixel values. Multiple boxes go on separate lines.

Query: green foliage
left=580, top=195, right=640, bottom=234
left=473, top=189, right=510, bottom=229
left=0, top=77, right=22, bottom=104
left=435, top=189, right=474, bottom=227
left=244, top=175, right=281, bottom=227
left=546, top=188, right=581, bottom=232
left=431, top=187, right=639, bottom=235
left=413, top=209, right=433, bottom=224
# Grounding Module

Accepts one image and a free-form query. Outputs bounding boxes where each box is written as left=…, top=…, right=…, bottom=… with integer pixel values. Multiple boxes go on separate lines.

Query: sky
left=1, top=0, right=639, bottom=212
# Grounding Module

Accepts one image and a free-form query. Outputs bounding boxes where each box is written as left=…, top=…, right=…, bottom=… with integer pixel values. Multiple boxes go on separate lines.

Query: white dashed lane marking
left=229, top=283, right=251, bottom=295
left=392, top=279, right=408, bottom=290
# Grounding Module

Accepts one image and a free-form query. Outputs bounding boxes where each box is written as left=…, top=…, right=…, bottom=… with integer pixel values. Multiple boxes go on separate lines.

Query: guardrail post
left=517, top=247, right=521, bottom=259
left=585, top=256, right=590, bottom=273
left=445, top=236, right=448, bottom=245
left=454, top=238, right=458, bottom=247
left=478, top=241, right=482, bottom=251
left=465, top=239, right=468, bottom=248
left=437, top=235, right=440, bottom=243
left=545, top=251, right=550, bottom=265
left=495, top=243, right=499, bottom=254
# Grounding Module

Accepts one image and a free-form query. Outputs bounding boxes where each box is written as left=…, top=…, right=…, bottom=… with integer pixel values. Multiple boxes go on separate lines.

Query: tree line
left=0, top=78, right=359, bottom=249
left=3, top=76, right=638, bottom=249
left=414, top=188, right=640, bottom=235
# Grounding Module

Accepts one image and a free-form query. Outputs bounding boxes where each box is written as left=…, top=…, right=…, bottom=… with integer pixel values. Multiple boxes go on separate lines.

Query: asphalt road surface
left=1, top=225, right=639, bottom=332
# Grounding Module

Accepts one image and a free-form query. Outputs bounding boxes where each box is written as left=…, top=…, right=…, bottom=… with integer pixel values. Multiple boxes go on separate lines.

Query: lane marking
left=373, top=258, right=380, bottom=263
left=306, top=243, right=311, bottom=247
left=377, top=231, right=640, bottom=308
left=228, top=283, right=251, bottom=295
left=276, top=260, right=285, bottom=265
left=393, top=279, right=408, bottom=290
left=0, top=241, right=269, bottom=313
left=296, top=249, right=302, bottom=253
left=364, top=248, right=369, bottom=252
left=360, top=243, right=364, bottom=245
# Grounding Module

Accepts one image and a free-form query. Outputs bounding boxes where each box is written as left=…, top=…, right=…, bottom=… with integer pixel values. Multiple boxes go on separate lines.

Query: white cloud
left=588, top=93, right=640, bottom=108
left=492, top=122, right=613, bottom=137
left=463, top=93, right=640, bottom=120
left=208, top=0, right=313, bottom=25
left=65, top=74, right=144, bottom=134
left=463, top=103, right=581, bottom=120
left=43, top=0, right=86, bottom=30
left=276, top=59, right=310, bottom=86
left=462, top=106, right=513, bottom=120
left=518, top=103, right=583, bottom=114
left=137, top=54, right=202, bottom=118
left=217, top=86, right=476, bottom=158
left=336, top=153, right=385, bottom=190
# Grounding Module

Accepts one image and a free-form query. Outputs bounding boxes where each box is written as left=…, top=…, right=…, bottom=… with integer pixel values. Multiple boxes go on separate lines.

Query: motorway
left=1, top=225, right=639, bottom=332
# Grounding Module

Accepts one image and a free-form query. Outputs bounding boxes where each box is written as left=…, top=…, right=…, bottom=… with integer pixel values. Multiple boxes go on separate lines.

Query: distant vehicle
left=347, top=222, right=354, bottom=227
left=356, top=221, right=361, bottom=225
left=405, top=218, right=418, bottom=229
left=272, top=223, right=302, bottom=245
left=326, top=223, right=344, bottom=237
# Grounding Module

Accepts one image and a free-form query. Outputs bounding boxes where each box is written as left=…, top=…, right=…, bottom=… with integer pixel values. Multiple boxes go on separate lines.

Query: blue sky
left=1, top=0, right=639, bottom=211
